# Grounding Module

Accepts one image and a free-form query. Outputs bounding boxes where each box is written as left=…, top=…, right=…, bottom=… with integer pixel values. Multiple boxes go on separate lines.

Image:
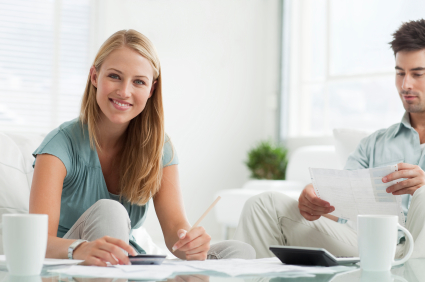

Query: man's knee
left=242, top=191, right=298, bottom=218
left=413, top=186, right=425, bottom=199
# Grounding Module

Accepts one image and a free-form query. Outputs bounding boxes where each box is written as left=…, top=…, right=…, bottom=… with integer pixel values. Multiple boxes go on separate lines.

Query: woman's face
left=90, top=46, right=156, bottom=126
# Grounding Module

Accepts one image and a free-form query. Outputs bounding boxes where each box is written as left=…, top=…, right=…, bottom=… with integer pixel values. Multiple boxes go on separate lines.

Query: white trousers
left=64, top=199, right=256, bottom=259
left=233, top=187, right=425, bottom=259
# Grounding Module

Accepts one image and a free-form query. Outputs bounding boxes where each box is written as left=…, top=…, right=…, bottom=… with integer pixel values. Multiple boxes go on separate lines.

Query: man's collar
left=394, top=112, right=413, bottom=137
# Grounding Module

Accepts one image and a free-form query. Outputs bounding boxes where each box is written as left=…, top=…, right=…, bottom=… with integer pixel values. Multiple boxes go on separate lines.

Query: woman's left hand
left=172, top=227, right=211, bottom=260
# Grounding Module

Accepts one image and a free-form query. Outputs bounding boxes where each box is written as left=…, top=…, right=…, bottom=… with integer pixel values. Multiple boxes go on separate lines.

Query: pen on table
left=172, top=196, right=221, bottom=252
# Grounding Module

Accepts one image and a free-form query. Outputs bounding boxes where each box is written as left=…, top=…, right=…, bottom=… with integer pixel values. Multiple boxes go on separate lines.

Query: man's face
left=395, top=49, right=425, bottom=113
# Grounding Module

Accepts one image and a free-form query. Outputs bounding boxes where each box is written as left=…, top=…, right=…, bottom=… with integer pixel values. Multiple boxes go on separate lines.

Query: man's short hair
left=390, top=19, right=425, bottom=55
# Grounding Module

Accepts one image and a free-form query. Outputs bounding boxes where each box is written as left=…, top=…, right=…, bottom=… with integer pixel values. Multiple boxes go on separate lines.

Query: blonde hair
left=80, top=29, right=164, bottom=205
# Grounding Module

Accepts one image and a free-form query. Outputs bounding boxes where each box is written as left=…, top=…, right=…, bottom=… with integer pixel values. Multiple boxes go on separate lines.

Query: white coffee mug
left=358, top=215, right=414, bottom=271
left=2, top=214, right=48, bottom=276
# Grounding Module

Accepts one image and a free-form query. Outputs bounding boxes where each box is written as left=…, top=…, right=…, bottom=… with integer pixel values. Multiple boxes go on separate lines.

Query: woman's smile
left=109, top=98, right=133, bottom=111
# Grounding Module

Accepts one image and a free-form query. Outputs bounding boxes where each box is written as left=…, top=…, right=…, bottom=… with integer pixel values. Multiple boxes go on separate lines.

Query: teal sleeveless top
left=32, top=118, right=178, bottom=253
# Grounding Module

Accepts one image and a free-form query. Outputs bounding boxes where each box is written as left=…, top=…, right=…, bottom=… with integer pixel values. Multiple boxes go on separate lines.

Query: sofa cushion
left=333, top=128, right=372, bottom=168
left=0, top=133, right=36, bottom=254
left=0, top=133, right=32, bottom=211
left=5, top=132, right=46, bottom=187
left=215, top=189, right=303, bottom=228
left=286, top=146, right=341, bottom=184
left=242, top=180, right=304, bottom=192
left=0, top=133, right=45, bottom=254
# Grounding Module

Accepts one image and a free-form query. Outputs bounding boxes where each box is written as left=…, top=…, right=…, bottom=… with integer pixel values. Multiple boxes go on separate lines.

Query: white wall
left=95, top=0, right=282, bottom=242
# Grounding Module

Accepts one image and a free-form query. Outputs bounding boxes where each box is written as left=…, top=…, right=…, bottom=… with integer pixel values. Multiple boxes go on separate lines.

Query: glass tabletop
left=0, top=259, right=424, bottom=282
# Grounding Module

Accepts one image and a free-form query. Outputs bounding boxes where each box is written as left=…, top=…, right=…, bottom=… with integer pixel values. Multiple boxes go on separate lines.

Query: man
left=233, top=19, right=425, bottom=259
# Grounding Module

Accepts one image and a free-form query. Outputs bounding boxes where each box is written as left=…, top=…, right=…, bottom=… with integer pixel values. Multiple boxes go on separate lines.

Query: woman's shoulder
left=33, top=118, right=94, bottom=166
left=163, top=134, right=179, bottom=167
left=37, top=119, right=86, bottom=150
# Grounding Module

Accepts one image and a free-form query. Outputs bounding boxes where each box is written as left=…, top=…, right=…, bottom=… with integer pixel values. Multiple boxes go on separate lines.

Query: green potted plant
left=245, top=140, right=288, bottom=180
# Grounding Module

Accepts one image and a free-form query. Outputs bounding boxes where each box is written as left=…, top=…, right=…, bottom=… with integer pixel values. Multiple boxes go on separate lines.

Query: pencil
left=172, top=196, right=221, bottom=252
left=188, top=196, right=221, bottom=232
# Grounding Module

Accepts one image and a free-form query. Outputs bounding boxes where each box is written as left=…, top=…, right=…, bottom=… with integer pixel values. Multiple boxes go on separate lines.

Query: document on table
left=48, top=258, right=355, bottom=279
left=162, top=258, right=354, bottom=277
left=49, top=264, right=186, bottom=280
left=309, top=165, right=405, bottom=226
left=0, top=255, right=83, bottom=266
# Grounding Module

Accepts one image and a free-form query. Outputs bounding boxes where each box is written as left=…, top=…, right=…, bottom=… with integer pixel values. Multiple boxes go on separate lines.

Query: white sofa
left=214, top=128, right=372, bottom=239
left=0, top=132, right=165, bottom=255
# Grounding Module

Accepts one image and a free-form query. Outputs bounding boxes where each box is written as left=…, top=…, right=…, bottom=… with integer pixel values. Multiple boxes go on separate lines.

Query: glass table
left=0, top=259, right=424, bottom=282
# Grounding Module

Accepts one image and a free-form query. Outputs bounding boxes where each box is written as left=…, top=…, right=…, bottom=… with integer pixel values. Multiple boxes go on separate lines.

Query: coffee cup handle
left=392, top=224, right=414, bottom=266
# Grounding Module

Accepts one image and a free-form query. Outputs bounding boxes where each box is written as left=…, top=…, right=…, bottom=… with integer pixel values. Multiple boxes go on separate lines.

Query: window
left=281, top=0, right=425, bottom=138
left=0, top=0, right=92, bottom=133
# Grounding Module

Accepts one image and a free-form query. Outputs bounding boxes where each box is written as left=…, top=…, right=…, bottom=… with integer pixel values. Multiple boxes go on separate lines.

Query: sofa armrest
left=214, top=188, right=303, bottom=228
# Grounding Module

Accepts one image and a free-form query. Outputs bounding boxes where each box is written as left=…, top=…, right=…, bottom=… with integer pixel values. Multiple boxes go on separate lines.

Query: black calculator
left=269, top=246, right=359, bottom=267
left=128, top=254, right=166, bottom=265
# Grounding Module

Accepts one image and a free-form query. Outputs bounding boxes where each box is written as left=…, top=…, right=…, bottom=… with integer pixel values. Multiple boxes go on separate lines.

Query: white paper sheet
left=163, top=258, right=354, bottom=277
left=115, top=263, right=202, bottom=273
left=0, top=255, right=83, bottom=266
left=48, top=258, right=355, bottom=279
left=310, top=165, right=405, bottom=226
left=50, top=265, right=173, bottom=279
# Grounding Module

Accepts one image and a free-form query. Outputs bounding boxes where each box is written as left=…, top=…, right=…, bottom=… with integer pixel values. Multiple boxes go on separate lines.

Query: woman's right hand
left=72, top=236, right=137, bottom=266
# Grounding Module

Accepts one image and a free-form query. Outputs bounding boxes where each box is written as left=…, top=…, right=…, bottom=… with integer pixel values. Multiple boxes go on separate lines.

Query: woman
left=29, top=29, right=255, bottom=266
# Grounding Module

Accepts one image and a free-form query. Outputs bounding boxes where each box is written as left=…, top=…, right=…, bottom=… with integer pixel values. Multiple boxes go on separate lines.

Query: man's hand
left=383, top=163, right=425, bottom=196
left=298, top=184, right=335, bottom=221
